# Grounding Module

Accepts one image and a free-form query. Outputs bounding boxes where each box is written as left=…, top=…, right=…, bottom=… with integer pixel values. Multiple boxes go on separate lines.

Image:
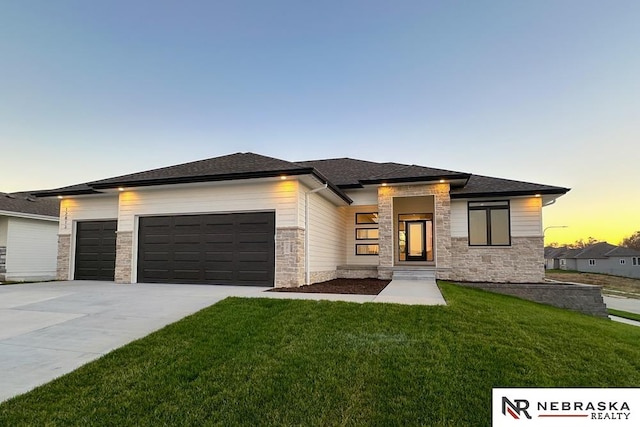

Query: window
left=589, top=259, right=596, bottom=266
left=355, top=212, right=379, bottom=255
left=633, top=257, right=639, bottom=266
left=468, top=201, right=510, bottom=246
left=356, top=212, right=378, bottom=224
left=560, top=259, right=566, bottom=266
left=356, top=244, right=379, bottom=255
left=356, top=228, right=379, bottom=240
left=620, top=259, right=626, bottom=265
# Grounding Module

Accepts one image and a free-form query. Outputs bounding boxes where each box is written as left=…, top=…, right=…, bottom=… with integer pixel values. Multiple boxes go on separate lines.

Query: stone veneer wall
left=446, top=236, right=544, bottom=283
left=57, top=234, right=71, bottom=280
left=276, top=227, right=305, bottom=287
left=115, top=231, right=133, bottom=284
left=377, top=184, right=452, bottom=280
left=455, top=282, right=608, bottom=317
left=309, top=270, right=338, bottom=284
left=337, top=265, right=379, bottom=279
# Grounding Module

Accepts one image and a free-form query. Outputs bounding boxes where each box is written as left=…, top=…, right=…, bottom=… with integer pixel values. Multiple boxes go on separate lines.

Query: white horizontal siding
left=345, top=205, right=379, bottom=265
left=450, top=200, right=468, bottom=238
left=59, top=196, right=119, bottom=235
left=450, top=197, right=542, bottom=238
left=345, top=189, right=378, bottom=206
left=5, top=217, right=58, bottom=280
left=511, top=197, right=542, bottom=237
left=308, top=191, right=347, bottom=274
left=118, top=180, right=301, bottom=232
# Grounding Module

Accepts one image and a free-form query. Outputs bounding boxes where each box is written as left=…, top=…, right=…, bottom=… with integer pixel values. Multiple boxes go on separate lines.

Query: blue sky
left=1, top=1, right=639, bottom=244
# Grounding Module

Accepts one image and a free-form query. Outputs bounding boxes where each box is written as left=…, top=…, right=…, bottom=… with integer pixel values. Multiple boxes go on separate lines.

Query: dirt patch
left=546, top=271, right=640, bottom=299
left=268, top=278, right=391, bottom=295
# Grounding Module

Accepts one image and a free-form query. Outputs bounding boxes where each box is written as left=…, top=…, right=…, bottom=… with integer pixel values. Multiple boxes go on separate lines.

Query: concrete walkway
left=252, top=278, right=447, bottom=306
left=604, top=295, right=640, bottom=314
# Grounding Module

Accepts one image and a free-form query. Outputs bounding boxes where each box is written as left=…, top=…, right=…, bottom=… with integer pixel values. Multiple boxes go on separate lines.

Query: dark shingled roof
left=604, top=246, right=640, bottom=257
left=32, top=152, right=569, bottom=201
left=0, top=192, right=60, bottom=218
left=546, top=243, right=640, bottom=260
left=450, top=174, right=569, bottom=198
left=89, top=153, right=310, bottom=188
left=573, top=242, right=618, bottom=259
left=296, top=158, right=468, bottom=187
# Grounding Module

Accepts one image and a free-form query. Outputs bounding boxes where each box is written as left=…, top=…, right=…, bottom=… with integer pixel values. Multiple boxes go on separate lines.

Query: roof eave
left=89, top=168, right=317, bottom=189
left=359, top=173, right=471, bottom=186
left=31, top=189, right=103, bottom=197
left=450, top=188, right=570, bottom=199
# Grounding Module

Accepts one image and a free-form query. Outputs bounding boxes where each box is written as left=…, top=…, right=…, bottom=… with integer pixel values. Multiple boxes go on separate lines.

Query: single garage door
left=137, top=212, right=275, bottom=286
left=74, top=220, right=117, bottom=281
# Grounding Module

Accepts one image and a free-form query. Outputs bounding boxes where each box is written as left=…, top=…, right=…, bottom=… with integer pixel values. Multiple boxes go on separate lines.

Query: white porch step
left=392, top=268, right=436, bottom=281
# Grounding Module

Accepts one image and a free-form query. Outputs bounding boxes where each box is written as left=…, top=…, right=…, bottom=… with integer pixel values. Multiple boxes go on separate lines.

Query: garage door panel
left=138, top=212, right=274, bottom=286
left=74, top=220, right=117, bottom=281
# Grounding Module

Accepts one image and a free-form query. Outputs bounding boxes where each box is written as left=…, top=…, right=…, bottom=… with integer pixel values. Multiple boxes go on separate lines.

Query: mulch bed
left=268, top=278, right=391, bottom=295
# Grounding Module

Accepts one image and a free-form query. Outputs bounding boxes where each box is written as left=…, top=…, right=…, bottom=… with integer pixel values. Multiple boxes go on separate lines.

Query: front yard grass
left=1, top=282, right=639, bottom=426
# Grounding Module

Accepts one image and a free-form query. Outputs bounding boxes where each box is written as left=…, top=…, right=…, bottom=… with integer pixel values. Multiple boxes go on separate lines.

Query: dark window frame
left=588, top=259, right=596, bottom=266
left=355, top=228, right=379, bottom=241
left=355, top=244, right=379, bottom=256
left=355, top=212, right=378, bottom=224
left=467, top=200, right=511, bottom=247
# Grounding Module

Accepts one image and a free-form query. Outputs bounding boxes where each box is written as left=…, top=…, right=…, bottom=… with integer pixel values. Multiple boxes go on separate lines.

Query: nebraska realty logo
left=492, top=388, right=639, bottom=426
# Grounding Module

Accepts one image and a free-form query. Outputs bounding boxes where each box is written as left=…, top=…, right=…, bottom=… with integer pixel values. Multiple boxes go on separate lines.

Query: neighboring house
left=34, top=152, right=569, bottom=287
left=0, top=192, right=59, bottom=281
left=545, top=242, right=640, bottom=279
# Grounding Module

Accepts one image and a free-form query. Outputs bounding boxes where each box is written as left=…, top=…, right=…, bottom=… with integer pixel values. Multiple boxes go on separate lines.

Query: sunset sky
left=1, top=1, right=638, bottom=246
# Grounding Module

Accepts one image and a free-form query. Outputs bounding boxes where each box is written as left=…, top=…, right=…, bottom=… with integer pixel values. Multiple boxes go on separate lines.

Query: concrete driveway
left=0, top=280, right=269, bottom=402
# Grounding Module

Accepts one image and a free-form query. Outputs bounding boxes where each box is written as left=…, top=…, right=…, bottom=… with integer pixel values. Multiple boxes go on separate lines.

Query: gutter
left=0, top=210, right=59, bottom=222
left=304, top=183, right=328, bottom=286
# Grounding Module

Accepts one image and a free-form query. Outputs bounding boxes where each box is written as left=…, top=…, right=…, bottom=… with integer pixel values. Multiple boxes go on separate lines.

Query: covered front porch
left=340, top=182, right=452, bottom=281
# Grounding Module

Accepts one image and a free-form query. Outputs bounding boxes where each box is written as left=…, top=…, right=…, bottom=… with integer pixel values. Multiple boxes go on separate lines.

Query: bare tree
left=621, top=231, right=640, bottom=251
left=568, top=237, right=599, bottom=249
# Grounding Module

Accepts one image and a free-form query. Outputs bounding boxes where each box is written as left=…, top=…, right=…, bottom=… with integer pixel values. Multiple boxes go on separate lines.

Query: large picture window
left=468, top=201, right=510, bottom=246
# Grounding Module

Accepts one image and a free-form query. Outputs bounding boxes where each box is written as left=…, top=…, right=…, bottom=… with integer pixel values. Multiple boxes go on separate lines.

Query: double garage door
left=74, top=212, right=275, bottom=286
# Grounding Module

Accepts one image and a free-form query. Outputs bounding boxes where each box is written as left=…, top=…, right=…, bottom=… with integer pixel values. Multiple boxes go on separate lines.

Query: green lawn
left=1, top=282, right=639, bottom=426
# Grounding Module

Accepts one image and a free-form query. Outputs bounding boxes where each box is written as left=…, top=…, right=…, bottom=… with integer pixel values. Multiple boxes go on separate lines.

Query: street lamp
left=543, top=225, right=568, bottom=235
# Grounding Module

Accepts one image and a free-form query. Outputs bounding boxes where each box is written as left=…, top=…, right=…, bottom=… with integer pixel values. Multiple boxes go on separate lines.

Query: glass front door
left=398, top=214, right=433, bottom=262
left=406, top=221, right=427, bottom=261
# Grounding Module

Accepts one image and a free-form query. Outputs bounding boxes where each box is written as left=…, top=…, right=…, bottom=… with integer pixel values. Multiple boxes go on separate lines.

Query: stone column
left=114, top=231, right=133, bottom=284
left=275, top=227, right=305, bottom=287
left=57, top=234, right=71, bottom=280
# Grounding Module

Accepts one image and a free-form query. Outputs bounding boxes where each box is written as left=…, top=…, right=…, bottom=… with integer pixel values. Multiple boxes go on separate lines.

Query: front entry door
left=405, top=221, right=427, bottom=261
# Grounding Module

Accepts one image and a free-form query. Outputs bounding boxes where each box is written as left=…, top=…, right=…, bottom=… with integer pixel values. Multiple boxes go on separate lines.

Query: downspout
left=305, top=183, right=328, bottom=286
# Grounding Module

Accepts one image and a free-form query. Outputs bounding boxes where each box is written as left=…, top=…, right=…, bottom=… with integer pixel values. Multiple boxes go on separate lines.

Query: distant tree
left=621, top=231, right=640, bottom=250
left=568, top=237, right=599, bottom=249
left=547, top=242, right=560, bottom=248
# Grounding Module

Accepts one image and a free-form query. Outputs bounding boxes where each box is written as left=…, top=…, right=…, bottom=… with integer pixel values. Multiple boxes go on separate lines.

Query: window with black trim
left=356, top=212, right=378, bottom=224
left=355, top=212, right=379, bottom=255
left=468, top=201, right=510, bottom=246
left=356, top=244, right=379, bottom=255
left=356, top=228, right=379, bottom=240
left=620, top=259, right=626, bottom=265
left=589, top=259, right=596, bottom=266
